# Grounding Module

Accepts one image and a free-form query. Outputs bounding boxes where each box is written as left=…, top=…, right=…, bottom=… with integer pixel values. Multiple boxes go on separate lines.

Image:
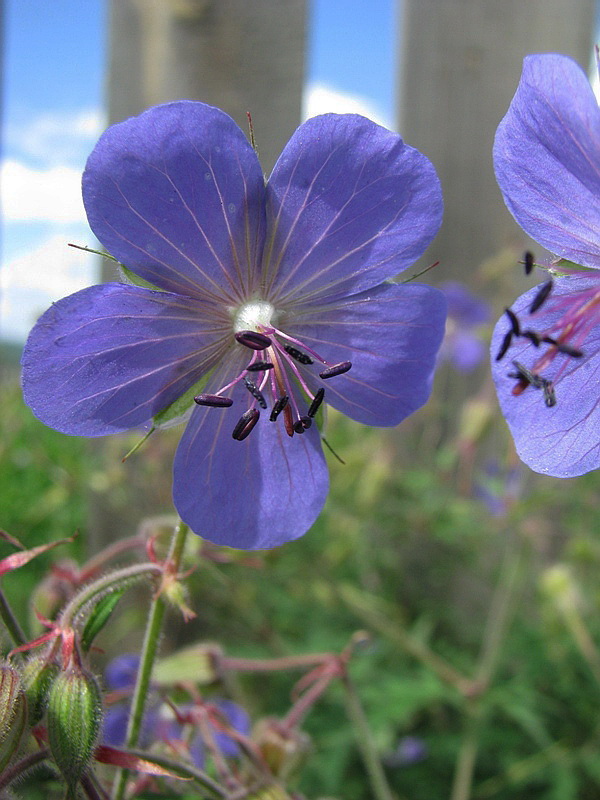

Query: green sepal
left=81, top=588, right=127, bottom=652
left=22, top=659, right=60, bottom=725
left=0, top=691, right=27, bottom=773
left=550, top=259, right=596, bottom=275
left=119, top=264, right=164, bottom=291
left=47, top=669, right=103, bottom=786
left=152, top=370, right=215, bottom=428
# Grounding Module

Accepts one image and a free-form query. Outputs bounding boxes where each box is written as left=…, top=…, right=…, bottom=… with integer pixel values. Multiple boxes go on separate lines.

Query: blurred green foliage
left=3, top=378, right=600, bottom=800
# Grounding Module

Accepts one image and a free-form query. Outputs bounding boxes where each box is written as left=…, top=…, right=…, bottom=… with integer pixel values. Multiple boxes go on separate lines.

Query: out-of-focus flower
left=438, top=282, right=490, bottom=371
left=383, top=735, right=428, bottom=768
left=21, top=102, right=446, bottom=548
left=491, top=54, right=600, bottom=477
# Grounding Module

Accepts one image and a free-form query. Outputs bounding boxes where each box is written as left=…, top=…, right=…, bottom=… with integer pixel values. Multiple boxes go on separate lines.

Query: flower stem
left=450, top=529, right=525, bottom=800
left=0, top=587, right=27, bottom=648
left=342, top=673, right=396, bottom=800
left=0, top=747, right=49, bottom=791
left=111, top=519, right=189, bottom=800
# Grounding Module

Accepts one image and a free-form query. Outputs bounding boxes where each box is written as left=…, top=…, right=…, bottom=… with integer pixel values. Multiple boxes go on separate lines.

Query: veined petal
left=83, top=102, right=266, bottom=301
left=284, top=282, right=447, bottom=426
left=491, top=275, right=600, bottom=476
left=264, top=114, right=442, bottom=304
left=173, top=376, right=329, bottom=549
left=494, top=54, right=600, bottom=267
left=21, top=284, right=228, bottom=436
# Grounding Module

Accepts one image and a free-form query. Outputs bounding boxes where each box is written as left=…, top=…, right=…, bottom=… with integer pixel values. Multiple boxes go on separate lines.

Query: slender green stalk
left=450, top=530, right=525, bottom=800
left=342, top=673, right=398, bottom=800
left=112, top=519, right=189, bottom=800
left=0, top=586, right=27, bottom=648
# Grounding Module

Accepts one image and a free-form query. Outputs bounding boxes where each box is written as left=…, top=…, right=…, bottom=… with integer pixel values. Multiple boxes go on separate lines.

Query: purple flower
left=491, top=55, right=600, bottom=477
left=439, top=282, right=490, bottom=371
left=21, top=102, right=446, bottom=547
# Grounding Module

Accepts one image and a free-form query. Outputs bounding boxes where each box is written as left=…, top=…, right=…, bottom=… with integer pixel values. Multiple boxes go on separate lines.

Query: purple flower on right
left=491, top=54, right=600, bottom=477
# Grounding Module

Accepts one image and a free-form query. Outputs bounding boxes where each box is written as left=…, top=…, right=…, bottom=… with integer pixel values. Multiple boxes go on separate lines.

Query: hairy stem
left=111, top=519, right=190, bottom=800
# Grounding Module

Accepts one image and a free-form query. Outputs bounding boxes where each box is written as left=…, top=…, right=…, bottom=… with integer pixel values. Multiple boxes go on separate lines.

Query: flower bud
left=47, top=668, right=103, bottom=786
left=22, top=658, right=60, bottom=725
left=0, top=663, right=27, bottom=771
left=252, top=718, right=311, bottom=781
left=244, top=788, right=293, bottom=800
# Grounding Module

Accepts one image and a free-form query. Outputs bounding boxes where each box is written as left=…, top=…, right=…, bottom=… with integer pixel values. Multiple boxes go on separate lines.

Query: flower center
left=195, top=301, right=352, bottom=441
left=496, top=274, right=600, bottom=407
left=232, top=300, right=276, bottom=334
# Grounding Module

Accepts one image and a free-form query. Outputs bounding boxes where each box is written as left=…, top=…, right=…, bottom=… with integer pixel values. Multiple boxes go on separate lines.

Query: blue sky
left=1, top=0, right=396, bottom=343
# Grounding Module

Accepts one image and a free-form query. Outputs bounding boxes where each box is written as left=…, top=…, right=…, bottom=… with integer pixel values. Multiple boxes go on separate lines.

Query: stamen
left=283, top=344, right=313, bottom=365
left=508, top=360, right=544, bottom=393
left=246, top=361, right=273, bottom=372
left=269, top=395, right=289, bottom=421
left=307, top=388, right=325, bottom=418
left=232, top=409, right=260, bottom=440
left=504, top=307, right=521, bottom=336
left=194, top=394, right=233, bottom=408
left=542, top=379, right=556, bottom=407
left=293, top=416, right=312, bottom=433
left=529, top=279, right=553, bottom=313
left=495, top=331, right=512, bottom=361
left=243, top=377, right=267, bottom=409
left=319, top=361, right=352, bottom=379
left=541, top=337, right=583, bottom=358
left=524, top=250, right=534, bottom=275
left=522, top=330, right=541, bottom=347
left=235, top=330, right=272, bottom=350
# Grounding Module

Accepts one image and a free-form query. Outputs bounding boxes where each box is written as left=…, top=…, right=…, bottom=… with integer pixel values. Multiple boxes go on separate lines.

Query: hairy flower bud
left=0, top=663, right=27, bottom=772
left=253, top=718, right=311, bottom=781
left=47, top=668, right=103, bottom=786
left=244, top=788, right=293, bottom=800
left=22, top=658, right=60, bottom=725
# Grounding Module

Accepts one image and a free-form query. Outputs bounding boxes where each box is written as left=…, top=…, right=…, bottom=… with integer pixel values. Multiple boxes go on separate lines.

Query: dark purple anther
left=194, top=394, right=233, bottom=407
left=542, top=379, right=556, bottom=407
left=523, top=330, right=541, bottom=347
left=283, top=344, right=313, bottom=365
left=319, top=361, right=352, bottom=379
left=529, top=279, right=553, bottom=313
left=269, top=395, right=289, bottom=422
left=243, top=377, right=267, bottom=409
left=509, top=360, right=544, bottom=388
left=524, top=251, right=534, bottom=275
left=235, top=330, right=272, bottom=350
left=293, top=416, right=312, bottom=433
left=542, top=337, right=583, bottom=358
left=246, top=361, right=274, bottom=372
left=504, top=307, right=521, bottom=336
left=495, top=330, right=513, bottom=361
left=307, top=388, right=325, bottom=418
left=232, top=408, right=260, bottom=440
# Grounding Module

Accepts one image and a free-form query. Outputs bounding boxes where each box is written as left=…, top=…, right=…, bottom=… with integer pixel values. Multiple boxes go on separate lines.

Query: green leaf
left=81, top=588, right=127, bottom=652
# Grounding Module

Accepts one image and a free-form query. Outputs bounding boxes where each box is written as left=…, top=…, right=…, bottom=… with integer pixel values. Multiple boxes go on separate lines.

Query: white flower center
left=232, top=300, right=276, bottom=333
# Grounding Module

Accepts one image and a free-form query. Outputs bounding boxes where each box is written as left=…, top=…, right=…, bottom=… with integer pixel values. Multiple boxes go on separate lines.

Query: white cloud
left=1, top=233, right=96, bottom=342
left=303, top=83, right=393, bottom=130
left=2, top=160, right=86, bottom=224
left=5, top=108, right=105, bottom=167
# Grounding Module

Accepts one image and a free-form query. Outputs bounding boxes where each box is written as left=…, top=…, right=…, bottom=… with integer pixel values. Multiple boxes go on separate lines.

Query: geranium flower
left=438, top=282, right=490, bottom=371
left=22, top=102, right=445, bottom=547
left=491, top=54, right=600, bottom=477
